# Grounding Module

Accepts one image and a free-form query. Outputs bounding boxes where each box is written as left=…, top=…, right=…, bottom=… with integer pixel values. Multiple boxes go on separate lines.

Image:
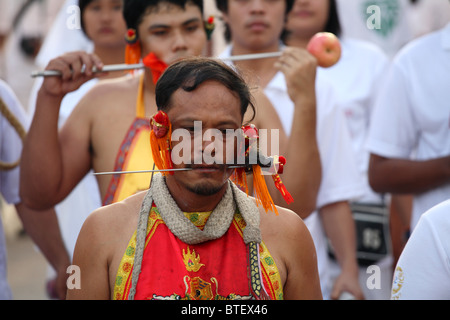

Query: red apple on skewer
left=307, top=32, right=342, bottom=68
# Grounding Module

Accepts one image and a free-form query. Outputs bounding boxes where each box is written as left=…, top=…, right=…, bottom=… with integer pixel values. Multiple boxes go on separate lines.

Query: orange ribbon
left=143, top=53, right=168, bottom=84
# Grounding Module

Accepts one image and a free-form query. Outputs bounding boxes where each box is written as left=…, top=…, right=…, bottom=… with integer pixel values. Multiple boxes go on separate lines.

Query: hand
left=274, top=47, right=317, bottom=105
left=48, top=265, right=70, bottom=300
left=331, top=269, right=365, bottom=300
left=41, top=51, right=105, bottom=98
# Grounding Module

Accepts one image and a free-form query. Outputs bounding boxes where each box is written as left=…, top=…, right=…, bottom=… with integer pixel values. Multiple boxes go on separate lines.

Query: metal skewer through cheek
left=30, top=52, right=283, bottom=78
left=93, top=166, right=248, bottom=176
left=93, top=149, right=280, bottom=177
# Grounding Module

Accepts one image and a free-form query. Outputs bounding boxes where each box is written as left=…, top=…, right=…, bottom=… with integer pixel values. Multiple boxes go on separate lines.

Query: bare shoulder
left=73, top=191, right=147, bottom=266
left=259, top=202, right=310, bottom=242
left=87, top=74, right=139, bottom=97
left=78, top=190, right=147, bottom=246
left=257, top=201, right=322, bottom=299
left=75, top=75, right=139, bottom=112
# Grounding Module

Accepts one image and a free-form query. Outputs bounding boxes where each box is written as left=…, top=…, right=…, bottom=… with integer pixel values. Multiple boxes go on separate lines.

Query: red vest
left=114, top=204, right=283, bottom=300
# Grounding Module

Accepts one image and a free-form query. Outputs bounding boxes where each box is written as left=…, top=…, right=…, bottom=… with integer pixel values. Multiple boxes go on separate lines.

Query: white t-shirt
left=0, top=80, right=29, bottom=204
left=391, top=199, right=450, bottom=300
left=27, top=0, right=97, bottom=262
left=55, top=79, right=102, bottom=261
left=28, top=0, right=93, bottom=115
left=2, top=0, right=63, bottom=109
left=219, top=46, right=364, bottom=298
left=408, top=0, right=450, bottom=39
left=35, top=0, right=93, bottom=69
left=318, top=37, right=389, bottom=203
left=0, top=79, right=30, bottom=300
left=336, top=0, right=413, bottom=59
left=29, top=79, right=101, bottom=268
left=367, top=23, right=450, bottom=230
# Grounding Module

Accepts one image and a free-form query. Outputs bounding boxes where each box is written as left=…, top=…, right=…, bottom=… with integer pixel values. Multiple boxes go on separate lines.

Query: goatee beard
left=186, top=182, right=224, bottom=196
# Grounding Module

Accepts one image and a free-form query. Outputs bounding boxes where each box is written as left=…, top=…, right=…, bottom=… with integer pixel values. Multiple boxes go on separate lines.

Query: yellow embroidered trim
left=136, top=74, right=145, bottom=119
left=259, top=242, right=283, bottom=300
left=183, top=211, right=212, bottom=230
left=113, top=206, right=162, bottom=300
left=233, top=213, right=283, bottom=300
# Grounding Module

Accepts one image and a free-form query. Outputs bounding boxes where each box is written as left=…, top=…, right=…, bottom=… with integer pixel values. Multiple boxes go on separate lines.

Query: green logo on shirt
left=363, top=0, right=400, bottom=38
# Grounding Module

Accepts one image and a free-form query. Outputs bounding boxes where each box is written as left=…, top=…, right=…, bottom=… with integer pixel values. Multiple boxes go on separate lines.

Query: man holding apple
left=286, top=0, right=392, bottom=300
left=214, top=0, right=364, bottom=300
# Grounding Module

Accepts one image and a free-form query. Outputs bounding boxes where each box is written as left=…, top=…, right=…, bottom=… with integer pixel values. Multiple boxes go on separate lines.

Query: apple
left=307, top=32, right=341, bottom=68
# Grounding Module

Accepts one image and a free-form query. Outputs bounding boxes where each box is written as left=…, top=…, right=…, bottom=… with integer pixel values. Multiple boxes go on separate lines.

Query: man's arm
left=20, top=51, right=104, bottom=210
left=66, top=209, right=111, bottom=300
left=369, top=154, right=450, bottom=194
left=15, top=203, right=71, bottom=300
left=260, top=47, right=321, bottom=219
left=319, top=201, right=364, bottom=300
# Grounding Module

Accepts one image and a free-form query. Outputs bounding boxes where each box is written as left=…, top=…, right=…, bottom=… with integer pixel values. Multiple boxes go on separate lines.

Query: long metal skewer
left=224, top=51, right=282, bottom=62
left=31, top=52, right=283, bottom=78
left=93, top=168, right=190, bottom=176
left=31, top=63, right=144, bottom=78
left=93, top=166, right=247, bottom=176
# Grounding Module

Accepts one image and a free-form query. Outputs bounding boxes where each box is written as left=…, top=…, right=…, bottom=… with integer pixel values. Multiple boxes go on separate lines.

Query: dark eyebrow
left=149, top=18, right=202, bottom=30
left=182, top=18, right=202, bottom=26
left=175, top=117, right=241, bottom=129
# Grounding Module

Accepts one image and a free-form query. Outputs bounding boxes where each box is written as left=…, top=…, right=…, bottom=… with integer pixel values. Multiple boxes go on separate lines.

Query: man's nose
left=172, top=30, right=189, bottom=52
left=249, top=0, right=267, bottom=14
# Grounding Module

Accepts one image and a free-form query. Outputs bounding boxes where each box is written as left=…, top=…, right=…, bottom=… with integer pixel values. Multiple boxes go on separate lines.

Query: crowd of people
left=0, top=0, right=449, bottom=300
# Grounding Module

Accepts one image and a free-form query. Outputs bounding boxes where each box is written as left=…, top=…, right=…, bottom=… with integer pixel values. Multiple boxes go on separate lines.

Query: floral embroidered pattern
left=113, top=207, right=284, bottom=300
left=182, top=247, right=205, bottom=272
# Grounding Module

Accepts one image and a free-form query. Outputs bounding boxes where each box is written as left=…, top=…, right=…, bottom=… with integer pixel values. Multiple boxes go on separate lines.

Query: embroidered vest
left=103, top=74, right=154, bottom=205
left=113, top=204, right=283, bottom=300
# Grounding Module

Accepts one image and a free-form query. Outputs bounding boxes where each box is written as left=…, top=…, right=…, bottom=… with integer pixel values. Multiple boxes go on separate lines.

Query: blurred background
left=1, top=0, right=449, bottom=300
left=2, top=199, right=47, bottom=299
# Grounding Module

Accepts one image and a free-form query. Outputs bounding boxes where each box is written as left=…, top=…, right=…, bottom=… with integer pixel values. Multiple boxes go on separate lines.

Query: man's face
left=166, top=80, right=243, bottom=196
left=83, top=0, right=127, bottom=48
left=286, top=0, right=329, bottom=37
left=222, top=0, right=286, bottom=50
left=137, top=3, right=207, bottom=65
